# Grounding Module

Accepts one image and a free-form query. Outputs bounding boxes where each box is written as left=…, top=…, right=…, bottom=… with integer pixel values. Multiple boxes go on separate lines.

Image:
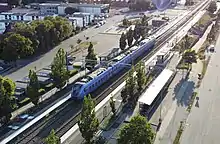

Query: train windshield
left=72, top=84, right=83, bottom=97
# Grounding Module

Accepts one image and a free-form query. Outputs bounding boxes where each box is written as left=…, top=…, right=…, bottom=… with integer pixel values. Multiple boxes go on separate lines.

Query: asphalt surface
left=180, top=35, right=220, bottom=144
left=4, top=14, right=124, bottom=81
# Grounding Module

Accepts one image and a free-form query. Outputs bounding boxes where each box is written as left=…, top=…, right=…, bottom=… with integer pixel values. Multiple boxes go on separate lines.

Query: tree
left=51, top=48, right=69, bottom=89
left=2, top=33, right=33, bottom=63
left=126, top=67, right=137, bottom=106
left=44, top=129, right=59, bottom=144
left=133, top=24, right=141, bottom=42
left=119, top=32, right=127, bottom=50
left=182, top=49, right=197, bottom=70
left=65, top=7, right=79, bottom=15
left=208, top=1, right=217, bottom=13
left=121, top=88, right=128, bottom=103
left=78, top=95, right=99, bottom=144
left=183, top=34, right=191, bottom=50
left=118, top=115, right=155, bottom=144
left=127, top=28, right=134, bottom=47
left=0, top=76, right=16, bottom=122
left=27, top=70, right=40, bottom=105
left=85, top=42, right=97, bottom=69
left=122, top=18, right=131, bottom=27
left=14, top=22, right=39, bottom=52
left=136, top=62, right=146, bottom=92
left=141, top=15, right=148, bottom=26
left=129, top=1, right=156, bottom=11
left=140, top=15, right=149, bottom=39
left=8, top=0, right=21, bottom=7
left=109, top=97, right=116, bottom=115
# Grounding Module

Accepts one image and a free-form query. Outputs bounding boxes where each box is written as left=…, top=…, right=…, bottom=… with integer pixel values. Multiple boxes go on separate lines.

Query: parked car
left=208, top=44, right=215, bottom=52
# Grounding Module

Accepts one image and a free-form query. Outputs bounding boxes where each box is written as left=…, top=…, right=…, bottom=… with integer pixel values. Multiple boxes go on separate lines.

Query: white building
left=77, top=4, right=109, bottom=15
left=39, top=3, right=60, bottom=14
left=68, top=12, right=94, bottom=27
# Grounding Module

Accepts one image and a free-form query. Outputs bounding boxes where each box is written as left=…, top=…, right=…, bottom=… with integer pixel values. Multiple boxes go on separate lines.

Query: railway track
left=7, top=1, right=209, bottom=143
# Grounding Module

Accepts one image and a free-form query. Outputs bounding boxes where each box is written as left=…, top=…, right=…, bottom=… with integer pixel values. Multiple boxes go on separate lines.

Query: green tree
left=141, top=15, right=148, bottom=26
left=32, top=20, right=54, bottom=51
left=126, top=67, right=137, bottom=106
left=0, top=76, right=16, bottom=122
left=121, top=88, right=128, bottom=103
left=51, top=48, right=69, bottom=89
left=109, top=97, right=116, bottom=115
left=8, top=0, right=21, bottom=7
left=44, top=129, right=59, bottom=144
left=65, top=7, right=78, bottom=15
left=122, top=18, right=131, bottom=27
left=136, top=62, right=146, bottom=92
left=127, top=28, right=134, bottom=47
left=118, top=115, right=155, bottom=144
left=183, top=34, right=191, bottom=50
left=133, top=24, right=141, bottom=42
left=27, top=69, right=40, bottom=105
left=2, top=33, right=33, bottom=63
left=182, top=49, right=197, bottom=70
left=208, top=1, right=217, bottom=13
left=14, top=22, right=39, bottom=52
left=78, top=95, right=99, bottom=144
left=119, top=32, right=127, bottom=50
left=85, top=42, right=97, bottom=69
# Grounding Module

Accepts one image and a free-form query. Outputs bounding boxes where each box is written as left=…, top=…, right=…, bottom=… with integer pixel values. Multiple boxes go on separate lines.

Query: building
left=0, top=11, right=57, bottom=32
left=152, top=19, right=166, bottom=27
left=37, top=2, right=109, bottom=15
left=39, top=3, right=60, bottom=14
left=0, top=3, right=11, bottom=12
left=68, top=12, right=94, bottom=27
left=77, top=4, right=109, bottom=15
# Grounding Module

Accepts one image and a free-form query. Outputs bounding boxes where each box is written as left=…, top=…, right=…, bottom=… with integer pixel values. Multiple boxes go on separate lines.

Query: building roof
left=0, top=3, right=8, bottom=6
left=138, top=69, right=173, bottom=105
left=77, top=3, right=109, bottom=8
left=39, top=3, right=61, bottom=6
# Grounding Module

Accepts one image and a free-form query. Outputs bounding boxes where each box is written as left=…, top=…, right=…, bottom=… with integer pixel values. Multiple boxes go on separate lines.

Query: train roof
left=79, top=68, right=106, bottom=83
left=88, top=68, right=106, bottom=79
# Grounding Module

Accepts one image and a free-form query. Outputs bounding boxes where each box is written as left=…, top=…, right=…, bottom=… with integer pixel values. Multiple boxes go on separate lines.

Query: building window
left=9, top=15, right=11, bottom=20
left=21, top=16, right=23, bottom=20
left=32, top=16, right=34, bottom=20
left=4, top=15, right=7, bottom=20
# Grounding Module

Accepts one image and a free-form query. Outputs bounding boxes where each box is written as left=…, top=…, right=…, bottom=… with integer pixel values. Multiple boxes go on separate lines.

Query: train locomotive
left=71, top=37, right=156, bottom=100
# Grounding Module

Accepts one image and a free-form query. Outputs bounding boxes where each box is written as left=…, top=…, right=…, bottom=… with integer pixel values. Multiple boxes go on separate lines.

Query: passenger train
left=71, top=37, right=156, bottom=99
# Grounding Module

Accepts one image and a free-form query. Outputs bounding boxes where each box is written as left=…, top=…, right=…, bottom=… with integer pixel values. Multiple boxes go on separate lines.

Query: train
left=71, top=37, right=156, bottom=99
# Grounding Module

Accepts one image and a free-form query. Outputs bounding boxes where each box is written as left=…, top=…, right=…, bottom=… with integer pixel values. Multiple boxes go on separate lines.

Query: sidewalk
left=152, top=22, right=213, bottom=144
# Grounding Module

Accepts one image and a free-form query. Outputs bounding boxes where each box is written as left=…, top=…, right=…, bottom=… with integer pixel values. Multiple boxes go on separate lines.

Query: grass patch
left=197, top=41, right=208, bottom=60
left=100, top=114, right=117, bottom=131
left=173, top=34, right=199, bottom=53
left=173, top=121, right=184, bottom=144
left=69, top=69, right=78, bottom=77
left=201, top=57, right=210, bottom=77
left=194, top=12, right=212, bottom=31
left=187, top=92, right=198, bottom=112
left=18, top=97, right=30, bottom=105
left=176, top=60, right=190, bottom=70
left=69, top=41, right=97, bottom=55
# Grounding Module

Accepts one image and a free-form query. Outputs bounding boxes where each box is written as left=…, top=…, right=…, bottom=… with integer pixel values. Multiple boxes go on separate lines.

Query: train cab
left=71, top=82, right=84, bottom=99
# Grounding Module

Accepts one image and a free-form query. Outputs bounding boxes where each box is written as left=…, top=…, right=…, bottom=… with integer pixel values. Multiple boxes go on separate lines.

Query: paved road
left=180, top=35, right=220, bottom=144
left=5, top=15, right=124, bottom=81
